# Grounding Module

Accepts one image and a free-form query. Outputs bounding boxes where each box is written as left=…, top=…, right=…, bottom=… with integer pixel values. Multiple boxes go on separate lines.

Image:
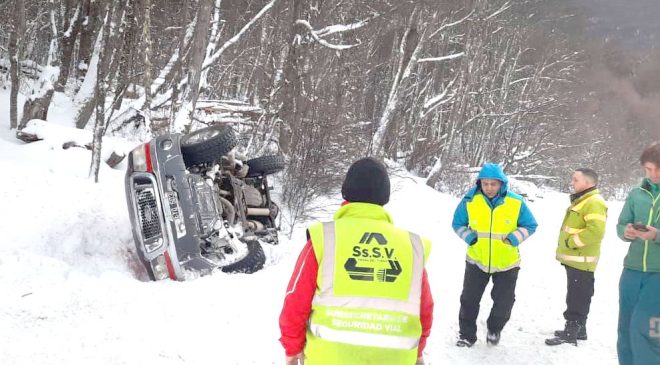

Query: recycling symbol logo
left=344, top=232, right=402, bottom=283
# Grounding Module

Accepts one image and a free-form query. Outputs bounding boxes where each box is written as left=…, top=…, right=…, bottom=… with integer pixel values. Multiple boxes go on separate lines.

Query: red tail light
left=163, top=251, right=177, bottom=280
left=130, top=143, right=153, bottom=172
left=144, top=143, right=153, bottom=172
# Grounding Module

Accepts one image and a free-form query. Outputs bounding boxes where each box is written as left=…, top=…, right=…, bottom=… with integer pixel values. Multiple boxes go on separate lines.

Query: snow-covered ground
left=0, top=92, right=626, bottom=364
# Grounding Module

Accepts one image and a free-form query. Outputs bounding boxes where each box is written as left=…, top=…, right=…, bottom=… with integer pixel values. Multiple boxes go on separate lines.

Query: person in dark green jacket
left=546, top=168, right=607, bottom=346
left=616, top=140, right=660, bottom=365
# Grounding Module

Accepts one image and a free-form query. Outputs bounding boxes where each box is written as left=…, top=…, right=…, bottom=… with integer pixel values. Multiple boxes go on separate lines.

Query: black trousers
left=458, top=261, right=520, bottom=342
left=562, top=265, right=595, bottom=324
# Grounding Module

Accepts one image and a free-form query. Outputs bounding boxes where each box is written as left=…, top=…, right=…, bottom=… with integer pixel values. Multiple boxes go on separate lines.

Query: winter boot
left=546, top=320, right=581, bottom=346
left=486, top=331, right=501, bottom=346
left=554, top=322, right=587, bottom=340
left=456, top=336, right=476, bottom=348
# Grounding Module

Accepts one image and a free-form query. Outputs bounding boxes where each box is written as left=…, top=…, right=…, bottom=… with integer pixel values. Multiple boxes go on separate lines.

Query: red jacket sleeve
left=418, top=269, right=434, bottom=356
left=279, top=240, right=318, bottom=356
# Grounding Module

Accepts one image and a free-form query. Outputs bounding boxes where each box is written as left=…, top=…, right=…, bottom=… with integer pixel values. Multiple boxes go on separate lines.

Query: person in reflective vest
left=279, top=157, right=433, bottom=365
left=616, top=141, right=660, bottom=365
left=546, top=168, right=607, bottom=346
left=452, top=163, right=537, bottom=347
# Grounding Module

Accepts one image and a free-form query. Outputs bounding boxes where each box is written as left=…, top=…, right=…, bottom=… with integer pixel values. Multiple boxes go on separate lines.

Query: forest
left=1, top=0, right=659, bottom=219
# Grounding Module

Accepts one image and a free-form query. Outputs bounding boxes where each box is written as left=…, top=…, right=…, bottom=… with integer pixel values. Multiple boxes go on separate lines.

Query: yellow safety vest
left=466, top=194, right=522, bottom=273
left=305, top=203, right=431, bottom=365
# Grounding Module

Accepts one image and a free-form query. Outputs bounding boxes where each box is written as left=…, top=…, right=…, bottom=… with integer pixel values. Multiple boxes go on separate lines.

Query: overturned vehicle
left=125, top=125, right=284, bottom=280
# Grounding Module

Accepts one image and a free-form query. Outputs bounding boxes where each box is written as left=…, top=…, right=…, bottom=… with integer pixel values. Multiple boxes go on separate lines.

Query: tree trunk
left=141, top=0, right=152, bottom=119
left=168, top=0, right=190, bottom=133
left=371, top=8, right=422, bottom=156
left=113, top=1, right=137, bottom=110
left=9, top=0, right=25, bottom=130
left=277, top=0, right=306, bottom=154
left=76, top=0, right=101, bottom=84
left=75, top=0, right=125, bottom=129
left=56, top=1, right=83, bottom=92
left=186, top=0, right=214, bottom=121
left=90, top=2, right=115, bottom=182
left=18, top=0, right=60, bottom=130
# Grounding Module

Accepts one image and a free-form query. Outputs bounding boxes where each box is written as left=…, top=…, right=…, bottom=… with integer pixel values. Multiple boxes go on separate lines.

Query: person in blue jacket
left=452, top=163, right=538, bottom=347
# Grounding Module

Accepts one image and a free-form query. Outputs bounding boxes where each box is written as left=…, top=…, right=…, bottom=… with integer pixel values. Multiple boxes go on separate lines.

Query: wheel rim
left=207, top=239, right=250, bottom=268
left=182, top=128, right=220, bottom=145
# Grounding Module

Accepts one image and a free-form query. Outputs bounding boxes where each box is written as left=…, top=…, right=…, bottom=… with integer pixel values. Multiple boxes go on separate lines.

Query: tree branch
left=295, top=20, right=360, bottom=50
left=202, top=0, right=278, bottom=71
left=418, top=52, right=464, bottom=63
left=429, top=10, right=473, bottom=39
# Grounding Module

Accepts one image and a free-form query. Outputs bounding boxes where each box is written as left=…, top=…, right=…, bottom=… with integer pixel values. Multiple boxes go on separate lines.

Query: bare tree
left=18, top=0, right=60, bottom=130
left=55, top=0, right=84, bottom=92
left=8, top=0, right=24, bottom=130
left=141, top=0, right=152, bottom=120
left=76, top=0, right=101, bottom=84
left=74, top=0, right=127, bottom=129
left=90, top=0, right=121, bottom=182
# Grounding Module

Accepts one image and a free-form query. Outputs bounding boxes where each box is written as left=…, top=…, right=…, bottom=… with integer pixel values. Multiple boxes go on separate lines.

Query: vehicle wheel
left=246, top=155, right=285, bottom=177
left=180, top=125, right=237, bottom=166
left=220, top=240, right=266, bottom=274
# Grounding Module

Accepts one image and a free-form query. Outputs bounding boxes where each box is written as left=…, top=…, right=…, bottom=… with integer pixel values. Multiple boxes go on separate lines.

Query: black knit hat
left=341, top=157, right=390, bottom=205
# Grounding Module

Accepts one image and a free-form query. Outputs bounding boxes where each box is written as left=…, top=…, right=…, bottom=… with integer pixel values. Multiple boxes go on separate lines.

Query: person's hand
left=415, top=356, right=425, bottom=365
left=636, top=225, right=658, bottom=241
left=285, top=352, right=304, bottom=365
left=624, top=224, right=640, bottom=240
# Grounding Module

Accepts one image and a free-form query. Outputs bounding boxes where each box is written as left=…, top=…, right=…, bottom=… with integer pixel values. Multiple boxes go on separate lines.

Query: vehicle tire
left=220, top=240, right=266, bottom=274
left=246, top=155, right=285, bottom=177
left=180, top=125, right=237, bottom=166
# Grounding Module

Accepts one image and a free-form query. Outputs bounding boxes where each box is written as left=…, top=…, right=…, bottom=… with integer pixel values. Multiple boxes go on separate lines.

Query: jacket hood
left=477, top=163, right=508, bottom=183
left=462, top=163, right=510, bottom=203
left=474, top=163, right=509, bottom=197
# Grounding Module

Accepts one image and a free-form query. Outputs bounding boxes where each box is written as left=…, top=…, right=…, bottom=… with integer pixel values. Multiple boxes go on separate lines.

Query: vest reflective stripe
left=475, top=231, right=508, bottom=241
left=314, top=222, right=424, bottom=315
left=584, top=213, right=606, bottom=222
left=466, top=255, right=520, bottom=273
left=564, top=226, right=585, bottom=234
left=557, top=254, right=599, bottom=263
left=312, top=294, right=420, bottom=316
left=319, top=222, right=337, bottom=294
left=309, top=323, right=420, bottom=350
left=572, top=234, right=586, bottom=247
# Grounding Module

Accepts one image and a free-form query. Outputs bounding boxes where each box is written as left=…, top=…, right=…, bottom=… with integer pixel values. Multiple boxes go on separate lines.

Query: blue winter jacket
left=452, top=163, right=538, bottom=246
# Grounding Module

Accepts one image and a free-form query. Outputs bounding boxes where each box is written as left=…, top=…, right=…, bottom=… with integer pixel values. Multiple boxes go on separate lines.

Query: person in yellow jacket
left=279, top=157, right=433, bottom=365
left=546, top=168, right=607, bottom=346
left=452, top=163, right=538, bottom=347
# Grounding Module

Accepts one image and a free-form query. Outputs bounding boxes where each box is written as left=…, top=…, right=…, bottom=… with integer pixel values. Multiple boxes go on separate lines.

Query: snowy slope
left=0, top=100, right=625, bottom=364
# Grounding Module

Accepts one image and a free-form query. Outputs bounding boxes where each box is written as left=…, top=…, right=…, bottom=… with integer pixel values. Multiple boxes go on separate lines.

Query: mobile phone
left=632, top=223, right=649, bottom=232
